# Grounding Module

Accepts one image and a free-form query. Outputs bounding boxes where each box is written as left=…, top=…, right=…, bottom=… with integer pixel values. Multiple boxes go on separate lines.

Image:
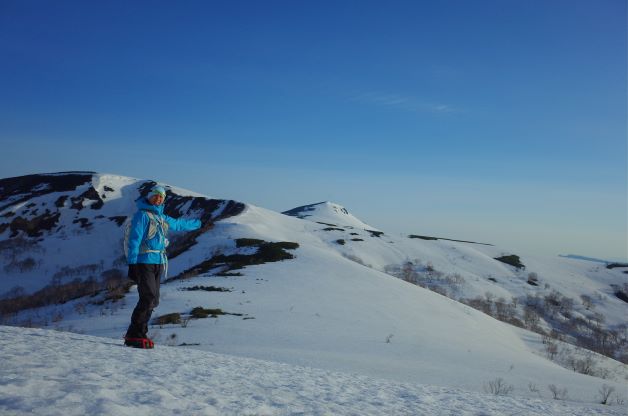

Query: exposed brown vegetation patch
left=108, top=216, right=127, bottom=226
left=72, top=218, right=92, bottom=229
left=190, top=307, right=243, bottom=319
left=408, top=234, right=438, bottom=241
left=322, top=227, right=345, bottom=232
left=70, top=186, right=104, bottom=211
left=494, top=255, right=525, bottom=270
left=0, top=172, right=93, bottom=211
left=0, top=272, right=132, bottom=316
left=9, top=211, right=61, bottom=237
left=168, top=240, right=299, bottom=282
left=235, top=238, right=265, bottom=247
left=408, top=234, right=493, bottom=246
left=153, top=313, right=181, bottom=325
left=180, top=285, right=232, bottom=292
left=54, top=195, right=68, bottom=208
left=612, top=284, right=628, bottom=304
left=607, top=263, right=628, bottom=270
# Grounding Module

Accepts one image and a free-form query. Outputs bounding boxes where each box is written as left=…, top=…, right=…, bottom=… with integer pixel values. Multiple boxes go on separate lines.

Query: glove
left=128, top=264, right=141, bottom=283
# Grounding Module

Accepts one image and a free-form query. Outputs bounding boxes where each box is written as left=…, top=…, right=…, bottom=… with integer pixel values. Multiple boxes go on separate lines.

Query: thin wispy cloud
left=351, top=91, right=459, bottom=114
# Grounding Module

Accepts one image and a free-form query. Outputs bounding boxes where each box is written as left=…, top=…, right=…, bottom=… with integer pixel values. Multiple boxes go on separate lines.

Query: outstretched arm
left=164, top=215, right=201, bottom=232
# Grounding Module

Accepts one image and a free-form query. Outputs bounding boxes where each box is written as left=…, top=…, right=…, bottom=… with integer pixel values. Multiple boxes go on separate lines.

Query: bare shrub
left=73, top=302, right=87, bottom=315
left=598, top=384, right=615, bottom=405
left=100, top=269, right=132, bottom=303
left=401, top=261, right=417, bottom=284
left=596, top=367, right=610, bottom=380
left=495, top=297, right=516, bottom=322
left=542, top=335, right=559, bottom=360
left=0, top=237, right=44, bottom=259
left=154, top=313, right=181, bottom=326
left=342, top=253, right=370, bottom=268
left=523, top=305, right=540, bottom=330
left=385, top=262, right=464, bottom=298
left=4, top=256, right=39, bottom=273
left=528, top=383, right=542, bottom=398
left=483, top=378, right=514, bottom=396
left=580, top=294, right=594, bottom=310
left=51, top=311, right=64, bottom=323
left=443, top=273, right=465, bottom=296
left=52, top=263, right=103, bottom=282
left=543, top=290, right=574, bottom=319
left=430, top=286, right=448, bottom=297
left=0, top=276, right=101, bottom=315
left=565, top=351, right=597, bottom=375
left=1, top=286, right=25, bottom=299
left=548, top=384, right=568, bottom=400
left=464, top=296, right=492, bottom=316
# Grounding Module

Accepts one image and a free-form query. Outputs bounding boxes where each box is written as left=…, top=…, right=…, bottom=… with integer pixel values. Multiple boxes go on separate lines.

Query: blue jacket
left=127, top=198, right=201, bottom=265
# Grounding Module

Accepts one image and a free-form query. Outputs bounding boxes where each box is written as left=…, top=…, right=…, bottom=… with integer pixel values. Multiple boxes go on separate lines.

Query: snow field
left=0, top=326, right=624, bottom=416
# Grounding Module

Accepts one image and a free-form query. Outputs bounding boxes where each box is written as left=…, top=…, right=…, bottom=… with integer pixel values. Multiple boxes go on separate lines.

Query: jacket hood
left=136, top=197, right=164, bottom=214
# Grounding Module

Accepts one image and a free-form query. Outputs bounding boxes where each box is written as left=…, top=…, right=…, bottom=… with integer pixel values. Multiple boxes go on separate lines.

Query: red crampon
left=124, top=337, right=155, bottom=349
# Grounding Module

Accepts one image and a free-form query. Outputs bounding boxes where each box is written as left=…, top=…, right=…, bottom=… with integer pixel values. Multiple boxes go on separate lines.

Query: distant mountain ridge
left=559, top=254, right=627, bottom=264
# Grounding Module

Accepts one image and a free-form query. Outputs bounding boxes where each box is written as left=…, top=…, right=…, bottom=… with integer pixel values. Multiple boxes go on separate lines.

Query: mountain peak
left=282, top=201, right=377, bottom=230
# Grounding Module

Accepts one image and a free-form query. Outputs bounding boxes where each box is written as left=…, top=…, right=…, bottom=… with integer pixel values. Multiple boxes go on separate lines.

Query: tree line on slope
left=385, top=260, right=628, bottom=367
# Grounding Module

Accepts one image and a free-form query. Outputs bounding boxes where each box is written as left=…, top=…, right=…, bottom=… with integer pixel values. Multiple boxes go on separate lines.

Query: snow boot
left=124, top=337, right=154, bottom=349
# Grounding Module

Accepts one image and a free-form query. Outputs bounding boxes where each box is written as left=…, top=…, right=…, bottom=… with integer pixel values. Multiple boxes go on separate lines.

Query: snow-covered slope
left=283, top=201, right=378, bottom=230
left=0, top=172, right=244, bottom=293
left=1, top=326, right=624, bottom=416
left=1, top=172, right=627, bottom=410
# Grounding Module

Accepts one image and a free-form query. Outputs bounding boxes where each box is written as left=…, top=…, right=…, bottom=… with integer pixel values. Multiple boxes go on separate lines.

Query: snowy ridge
left=0, top=326, right=624, bottom=416
left=0, top=172, right=244, bottom=293
left=282, top=201, right=378, bottom=230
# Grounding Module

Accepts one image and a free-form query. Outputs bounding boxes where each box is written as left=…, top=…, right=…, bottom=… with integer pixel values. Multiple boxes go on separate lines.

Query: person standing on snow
left=124, top=185, right=202, bottom=348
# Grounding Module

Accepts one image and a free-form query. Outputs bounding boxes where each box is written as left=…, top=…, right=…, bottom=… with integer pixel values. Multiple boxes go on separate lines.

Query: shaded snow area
left=0, top=327, right=623, bottom=416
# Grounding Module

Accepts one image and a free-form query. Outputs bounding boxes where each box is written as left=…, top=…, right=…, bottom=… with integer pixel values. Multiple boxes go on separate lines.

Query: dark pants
left=125, top=264, right=164, bottom=339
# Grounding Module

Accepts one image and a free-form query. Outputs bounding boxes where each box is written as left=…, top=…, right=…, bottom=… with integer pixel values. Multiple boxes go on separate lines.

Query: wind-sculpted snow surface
left=0, top=326, right=623, bottom=416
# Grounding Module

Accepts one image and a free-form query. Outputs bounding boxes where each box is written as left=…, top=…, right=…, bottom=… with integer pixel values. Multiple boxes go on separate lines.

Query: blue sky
left=1, top=0, right=626, bottom=259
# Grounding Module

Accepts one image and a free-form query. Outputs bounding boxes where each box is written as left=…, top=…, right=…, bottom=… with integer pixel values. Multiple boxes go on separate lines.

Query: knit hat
left=147, top=185, right=166, bottom=199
